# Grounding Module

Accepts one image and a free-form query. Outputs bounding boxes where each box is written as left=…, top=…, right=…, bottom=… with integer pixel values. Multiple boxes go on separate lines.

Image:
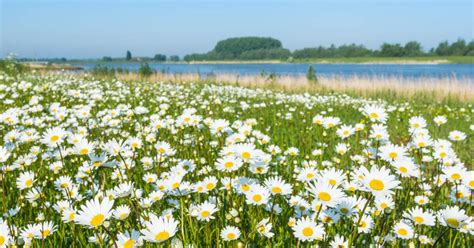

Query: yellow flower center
left=90, top=214, right=105, bottom=227
left=399, top=166, right=408, bottom=173
left=302, top=227, right=313, bottom=237
left=172, top=182, right=180, bottom=189
left=242, top=152, right=251, bottom=159
left=318, top=192, right=332, bottom=202
left=252, top=194, right=262, bottom=202
left=451, top=173, right=461, bottom=180
left=119, top=213, right=128, bottom=219
left=369, top=179, right=384, bottom=191
left=226, top=233, right=236, bottom=240
left=329, top=179, right=337, bottom=186
left=154, top=231, right=170, bottom=241
left=25, top=179, right=33, bottom=187
left=201, top=211, right=210, bottom=218
left=79, top=148, right=89, bottom=155
left=158, top=148, right=166, bottom=154
left=370, top=112, right=379, bottom=119
left=447, top=218, right=459, bottom=227
left=206, top=183, right=215, bottom=190
left=341, top=208, right=348, bottom=214
left=414, top=216, right=424, bottom=223
left=50, top=135, right=59, bottom=142
left=241, top=184, right=250, bottom=191
left=42, top=230, right=50, bottom=237
left=380, top=203, right=388, bottom=209
left=0, top=235, right=5, bottom=245
left=397, top=228, right=408, bottom=236
left=307, top=173, right=314, bottom=179
left=224, top=161, right=234, bottom=168
left=388, top=152, right=397, bottom=159
left=123, top=239, right=135, bottom=248
left=271, top=187, right=282, bottom=194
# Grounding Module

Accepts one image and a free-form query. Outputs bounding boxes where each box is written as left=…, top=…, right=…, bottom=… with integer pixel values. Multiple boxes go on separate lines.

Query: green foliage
left=306, top=65, right=318, bottom=83
left=102, top=56, right=113, bottom=62
left=153, top=54, right=167, bottom=61
left=139, top=63, right=154, bottom=77
left=435, top=39, right=474, bottom=56
left=184, top=37, right=288, bottom=61
left=169, top=55, right=180, bottom=62
left=126, top=50, right=132, bottom=61
left=0, top=60, right=26, bottom=75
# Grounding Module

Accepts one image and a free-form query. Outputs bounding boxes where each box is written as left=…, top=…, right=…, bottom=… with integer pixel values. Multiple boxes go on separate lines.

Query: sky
left=1, top=0, right=473, bottom=59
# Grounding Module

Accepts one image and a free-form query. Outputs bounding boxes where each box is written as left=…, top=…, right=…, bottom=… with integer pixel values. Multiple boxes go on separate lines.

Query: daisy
left=41, top=127, right=67, bottom=147
left=308, top=181, right=345, bottom=207
left=220, top=226, right=240, bottom=241
left=113, top=204, right=131, bottom=220
left=448, top=130, right=466, bottom=141
left=38, top=221, right=57, bottom=239
left=264, top=176, right=292, bottom=195
left=292, top=217, right=325, bottom=242
left=141, top=214, right=179, bottom=243
left=393, top=221, right=414, bottom=239
left=363, top=105, right=388, bottom=123
left=362, top=166, right=400, bottom=197
left=357, top=215, right=373, bottom=233
left=0, top=219, right=10, bottom=247
left=256, top=218, right=274, bottom=238
left=404, top=207, right=435, bottom=226
left=16, top=171, right=35, bottom=190
left=245, top=184, right=270, bottom=206
left=215, top=156, right=243, bottom=172
left=433, top=116, right=447, bottom=126
left=330, top=235, right=348, bottom=248
left=438, top=205, right=470, bottom=229
left=195, top=201, right=218, bottom=222
left=443, top=164, right=467, bottom=183
left=379, top=144, right=407, bottom=161
left=75, top=197, right=115, bottom=228
left=116, top=230, right=141, bottom=248
left=73, top=139, right=95, bottom=155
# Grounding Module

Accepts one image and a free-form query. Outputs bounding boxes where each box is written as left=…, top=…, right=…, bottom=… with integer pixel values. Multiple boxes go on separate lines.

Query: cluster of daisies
left=0, top=73, right=472, bottom=247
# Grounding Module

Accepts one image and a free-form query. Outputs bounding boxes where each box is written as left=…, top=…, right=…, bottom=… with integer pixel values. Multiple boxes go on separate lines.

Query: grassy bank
left=294, top=56, right=474, bottom=64
left=60, top=56, right=474, bottom=65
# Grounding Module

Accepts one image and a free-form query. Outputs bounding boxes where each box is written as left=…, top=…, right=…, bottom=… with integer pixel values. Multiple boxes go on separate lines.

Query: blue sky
left=1, top=0, right=472, bottom=59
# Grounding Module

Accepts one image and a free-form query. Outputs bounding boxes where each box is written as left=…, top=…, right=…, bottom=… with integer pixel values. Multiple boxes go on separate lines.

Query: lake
left=80, top=63, right=474, bottom=79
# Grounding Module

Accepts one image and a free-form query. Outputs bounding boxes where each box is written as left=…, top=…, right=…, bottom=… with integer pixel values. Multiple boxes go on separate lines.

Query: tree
left=380, top=43, right=404, bottom=57
left=435, top=41, right=450, bottom=56
left=153, top=54, right=167, bottom=61
left=403, top=41, right=423, bottom=56
left=126, top=51, right=132, bottom=61
left=169, top=55, right=180, bottom=62
left=306, top=65, right=318, bottom=83
left=102, top=56, right=113, bottom=62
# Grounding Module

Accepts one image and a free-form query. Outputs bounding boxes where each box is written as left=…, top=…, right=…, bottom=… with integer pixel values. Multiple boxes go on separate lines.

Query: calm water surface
left=81, top=63, right=474, bottom=79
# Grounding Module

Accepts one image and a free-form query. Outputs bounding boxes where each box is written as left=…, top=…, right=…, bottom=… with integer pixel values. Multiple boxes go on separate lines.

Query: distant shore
left=56, top=56, right=473, bottom=65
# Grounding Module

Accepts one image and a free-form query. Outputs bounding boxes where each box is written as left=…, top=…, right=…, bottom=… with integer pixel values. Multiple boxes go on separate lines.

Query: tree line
left=183, top=37, right=474, bottom=61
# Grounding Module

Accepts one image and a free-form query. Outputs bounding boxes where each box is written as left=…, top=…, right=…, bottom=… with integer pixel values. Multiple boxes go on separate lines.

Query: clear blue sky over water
left=1, top=0, right=473, bottom=59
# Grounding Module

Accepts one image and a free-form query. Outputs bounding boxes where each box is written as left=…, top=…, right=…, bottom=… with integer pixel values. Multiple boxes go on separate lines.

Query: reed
left=82, top=71, right=474, bottom=103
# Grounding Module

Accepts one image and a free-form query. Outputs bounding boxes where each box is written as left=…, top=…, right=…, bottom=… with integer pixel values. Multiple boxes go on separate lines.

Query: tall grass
left=85, top=71, right=474, bottom=103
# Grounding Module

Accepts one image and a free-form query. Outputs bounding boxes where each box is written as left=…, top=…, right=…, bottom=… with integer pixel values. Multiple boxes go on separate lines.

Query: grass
left=85, top=71, right=474, bottom=103
left=0, top=70, right=472, bottom=247
left=59, top=56, right=474, bottom=65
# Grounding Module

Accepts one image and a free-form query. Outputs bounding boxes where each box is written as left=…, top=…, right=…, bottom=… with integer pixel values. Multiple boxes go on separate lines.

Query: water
left=80, top=63, right=474, bottom=79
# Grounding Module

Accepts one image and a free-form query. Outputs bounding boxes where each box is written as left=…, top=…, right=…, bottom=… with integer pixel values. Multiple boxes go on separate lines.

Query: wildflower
left=141, top=214, right=179, bottom=243
left=292, top=217, right=325, bottom=242
left=75, top=197, right=115, bottom=228
left=220, top=226, right=240, bottom=241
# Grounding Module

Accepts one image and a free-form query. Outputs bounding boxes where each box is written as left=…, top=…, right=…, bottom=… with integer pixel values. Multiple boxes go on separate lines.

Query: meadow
left=0, top=70, right=472, bottom=247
